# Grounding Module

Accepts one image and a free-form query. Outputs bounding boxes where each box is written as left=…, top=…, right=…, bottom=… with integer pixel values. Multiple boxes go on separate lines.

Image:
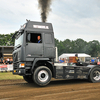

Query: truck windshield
left=15, top=34, right=23, bottom=47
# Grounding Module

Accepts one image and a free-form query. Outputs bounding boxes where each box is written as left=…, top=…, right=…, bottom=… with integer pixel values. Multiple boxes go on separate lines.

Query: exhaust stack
left=38, top=0, right=52, bottom=22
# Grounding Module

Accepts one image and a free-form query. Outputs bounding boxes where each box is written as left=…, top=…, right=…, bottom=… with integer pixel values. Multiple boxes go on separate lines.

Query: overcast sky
left=0, top=0, right=100, bottom=42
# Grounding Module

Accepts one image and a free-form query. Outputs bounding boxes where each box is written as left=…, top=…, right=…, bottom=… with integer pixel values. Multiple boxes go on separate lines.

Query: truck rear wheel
left=33, top=66, right=52, bottom=86
left=23, top=75, right=33, bottom=83
left=89, top=67, right=100, bottom=83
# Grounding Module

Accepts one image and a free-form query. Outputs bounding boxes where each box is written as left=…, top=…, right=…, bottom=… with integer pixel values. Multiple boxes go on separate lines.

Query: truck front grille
left=13, top=52, right=18, bottom=63
left=13, top=63, right=18, bottom=69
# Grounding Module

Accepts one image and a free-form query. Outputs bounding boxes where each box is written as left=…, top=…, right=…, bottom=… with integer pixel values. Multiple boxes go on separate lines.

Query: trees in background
left=0, top=33, right=100, bottom=57
left=0, top=33, right=14, bottom=46
left=55, top=38, right=100, bottom=57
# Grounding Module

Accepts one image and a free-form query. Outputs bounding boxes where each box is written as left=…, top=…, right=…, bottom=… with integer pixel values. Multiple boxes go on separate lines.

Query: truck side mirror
left=27, top=33, right=31, bottom=42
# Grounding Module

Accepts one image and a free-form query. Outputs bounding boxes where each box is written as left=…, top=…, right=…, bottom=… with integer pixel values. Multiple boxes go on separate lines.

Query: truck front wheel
left=89, top=67, right=100, bottom=83
left=23, top=75, right=33, bottom=83
left=33, top=66, right=52, bottom=86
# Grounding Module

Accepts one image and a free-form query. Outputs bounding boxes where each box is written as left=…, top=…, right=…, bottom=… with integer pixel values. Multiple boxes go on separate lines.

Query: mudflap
left=56, top=66, right=90, bottom=79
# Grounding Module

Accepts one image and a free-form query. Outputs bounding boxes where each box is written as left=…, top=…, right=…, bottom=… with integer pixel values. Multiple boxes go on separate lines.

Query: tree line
left=0, top=33, right=100, bottom=57
left=55, top=38, right=100, bottom=57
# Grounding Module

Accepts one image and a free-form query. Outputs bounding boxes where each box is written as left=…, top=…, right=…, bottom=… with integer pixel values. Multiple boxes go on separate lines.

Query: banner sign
left=0, top=64, right=13, bottom=72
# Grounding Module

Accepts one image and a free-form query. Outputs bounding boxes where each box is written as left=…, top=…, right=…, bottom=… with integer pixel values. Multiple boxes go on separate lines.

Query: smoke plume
left=38, top=0, right=52, bottom=22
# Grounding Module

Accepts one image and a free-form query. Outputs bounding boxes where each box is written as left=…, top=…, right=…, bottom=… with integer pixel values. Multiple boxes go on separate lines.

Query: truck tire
left=89, top=67, right=100, bottom=83
left=23, top=75, right=33, bottom=83
left=33, top=66, right=52, bottom=86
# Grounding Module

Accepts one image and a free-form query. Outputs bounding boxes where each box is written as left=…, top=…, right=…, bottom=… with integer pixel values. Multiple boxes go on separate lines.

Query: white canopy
left=59, top=53, right=91, bottom=59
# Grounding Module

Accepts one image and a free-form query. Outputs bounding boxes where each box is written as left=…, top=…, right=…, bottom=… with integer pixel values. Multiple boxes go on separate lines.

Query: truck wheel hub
left=93, top=71, right=100, bottom=81
left=41, top=73, right=45, bottom=78
left=38, top=70, right=49, bottom=82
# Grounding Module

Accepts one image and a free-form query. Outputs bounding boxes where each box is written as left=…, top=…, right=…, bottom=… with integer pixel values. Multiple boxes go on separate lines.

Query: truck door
left=43, top=33, right=55, bottom=58
left=26, top=33, right=43, bottom=58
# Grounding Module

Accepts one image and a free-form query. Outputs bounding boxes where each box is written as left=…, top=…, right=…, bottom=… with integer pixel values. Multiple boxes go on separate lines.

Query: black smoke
left=38, top=0, right=52, bottom=22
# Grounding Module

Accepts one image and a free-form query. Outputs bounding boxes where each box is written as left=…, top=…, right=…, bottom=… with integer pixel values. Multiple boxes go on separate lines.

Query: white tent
left=59, top=53, right=91, bottom=62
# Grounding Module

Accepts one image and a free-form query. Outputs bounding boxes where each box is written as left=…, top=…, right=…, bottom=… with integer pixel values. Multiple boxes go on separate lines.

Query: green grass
left=0, top=72, right=23, bottom=80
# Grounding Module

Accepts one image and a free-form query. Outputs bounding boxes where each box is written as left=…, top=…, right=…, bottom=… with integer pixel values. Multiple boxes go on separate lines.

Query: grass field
left=0, top=72, right=23, bottom=80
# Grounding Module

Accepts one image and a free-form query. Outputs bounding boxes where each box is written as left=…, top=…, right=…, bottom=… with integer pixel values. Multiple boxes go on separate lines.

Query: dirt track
left=0, top=79, right=100, bottom=100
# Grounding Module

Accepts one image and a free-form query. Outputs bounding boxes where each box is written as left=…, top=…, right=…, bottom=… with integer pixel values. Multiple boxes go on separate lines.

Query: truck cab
left=13, top=20, right=100, bottom=86
left=13, top=21, right=55, bottom=85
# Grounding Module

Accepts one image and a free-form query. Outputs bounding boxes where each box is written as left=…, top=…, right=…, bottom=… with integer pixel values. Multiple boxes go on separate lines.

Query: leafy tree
left=0, top=33, right=15, bottom=46
left=73, top=39, right=87, bottom=53
left=86, top=40, right=100, bottom=57
left=55, top=38, right=100, bottom=57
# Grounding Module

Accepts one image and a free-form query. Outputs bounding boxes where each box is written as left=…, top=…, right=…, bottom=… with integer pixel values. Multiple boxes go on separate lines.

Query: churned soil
left=0, top=79, right=100, bottom=100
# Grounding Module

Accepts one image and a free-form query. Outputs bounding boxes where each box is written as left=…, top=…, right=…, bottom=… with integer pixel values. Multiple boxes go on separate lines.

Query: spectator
left=9, top=58, right=13, bottom=64
left=64, top=58, right=67, bottom=63
left=2, top=60, right=5, bottom=64
left=59, top=58, right=64, bottom=63
left=5, top=59, right=9, bottom=64
left=91, top=58, right=95, bottom=64
left=66, top=59, right=69, bottom=63
left=96, top=57, right=99, bottom=63
left=0, top=59, right=2, bottom=65
left=90, top=60, right=92, bottom=64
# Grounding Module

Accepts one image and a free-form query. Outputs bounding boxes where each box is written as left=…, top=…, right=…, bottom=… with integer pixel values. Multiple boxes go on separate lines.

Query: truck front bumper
left=13, top=69, right=25, bottom=75
left=13, top=61, right=32, bottom=76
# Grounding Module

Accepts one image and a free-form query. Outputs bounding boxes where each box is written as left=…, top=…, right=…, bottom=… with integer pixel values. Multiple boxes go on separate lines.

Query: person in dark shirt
left=9, top=58, right=13, bottom=64
left=37, top=36, right=42, bottom=43
left=5, top=59, right=9, bottom=64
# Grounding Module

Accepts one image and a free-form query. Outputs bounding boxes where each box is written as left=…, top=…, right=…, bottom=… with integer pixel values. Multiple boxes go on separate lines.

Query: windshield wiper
left=14, top=44, right=21, bottom=50
left=17, top=44, right=21, bottom=48
left=12, top=31, right=19, bottom=39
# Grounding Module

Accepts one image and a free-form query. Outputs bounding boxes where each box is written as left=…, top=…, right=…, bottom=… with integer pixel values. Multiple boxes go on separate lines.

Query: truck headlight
left=19, top=63, right=25, bottom=68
